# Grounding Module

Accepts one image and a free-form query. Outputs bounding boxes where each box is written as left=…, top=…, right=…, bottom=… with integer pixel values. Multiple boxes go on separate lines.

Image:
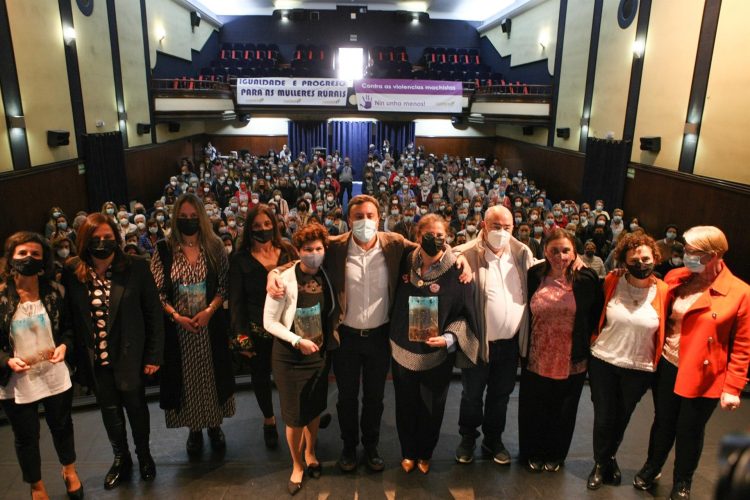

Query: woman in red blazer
left=634, top=226, right=750, bottom=500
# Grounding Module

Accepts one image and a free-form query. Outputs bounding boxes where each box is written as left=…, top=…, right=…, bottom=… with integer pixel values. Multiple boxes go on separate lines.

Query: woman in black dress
left=263, top=223, right=337, bottom=496
left=229, top=204, right=297, bottom=448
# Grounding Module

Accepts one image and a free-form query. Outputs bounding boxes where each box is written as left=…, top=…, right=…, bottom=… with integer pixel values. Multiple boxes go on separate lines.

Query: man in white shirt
left=453, top=205, right=535, bottom=466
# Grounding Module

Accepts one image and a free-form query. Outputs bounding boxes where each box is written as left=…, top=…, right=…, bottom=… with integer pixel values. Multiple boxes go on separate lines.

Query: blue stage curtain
left=330, top=120, right=373, bottom=180
left=287, top=121, right=328, bottom=160
left=375, top=121, right=416, bottom=157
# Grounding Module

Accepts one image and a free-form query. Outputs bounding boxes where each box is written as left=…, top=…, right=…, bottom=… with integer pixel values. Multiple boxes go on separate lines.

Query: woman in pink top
left=518, top=229, right=603, bottom=473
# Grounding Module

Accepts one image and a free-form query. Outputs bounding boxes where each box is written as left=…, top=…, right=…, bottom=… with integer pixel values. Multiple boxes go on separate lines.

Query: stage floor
left=0, top=379, right=746, bottom=499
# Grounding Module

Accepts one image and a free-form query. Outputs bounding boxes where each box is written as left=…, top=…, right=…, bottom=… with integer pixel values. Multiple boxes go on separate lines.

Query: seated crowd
left=0, top=141, right=746, bottom=500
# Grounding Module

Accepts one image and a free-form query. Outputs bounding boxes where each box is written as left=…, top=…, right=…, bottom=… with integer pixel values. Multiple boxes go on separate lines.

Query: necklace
left=624, top=277, right=649, bottom=306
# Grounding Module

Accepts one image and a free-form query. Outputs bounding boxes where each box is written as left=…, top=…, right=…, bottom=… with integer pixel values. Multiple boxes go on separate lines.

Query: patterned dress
left=151, top=246, right=235, bottom=429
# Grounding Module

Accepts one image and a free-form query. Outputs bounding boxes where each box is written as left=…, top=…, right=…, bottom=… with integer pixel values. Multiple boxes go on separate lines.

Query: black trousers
left=331, top=325, right=390, bottom=449
left=249, top=334, right=275, bottom=419
left=392, top=356, right=455, bottom=460
left=339, top=182, right=353, bottom=204
left=646, top=357, right=718, bottom=483
left=518, top=367, right=586, bottom=463
left=1, top=388, right=76, bottom=483
left=459, top=337, right=519, bottom=442
left=94, top=365, right=151, bottom=457
left=588, top=356, right=653, bottom=462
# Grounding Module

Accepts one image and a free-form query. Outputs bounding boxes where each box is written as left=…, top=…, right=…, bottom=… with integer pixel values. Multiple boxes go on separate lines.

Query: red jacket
left=592, top=273, right=670, bottom=369
left=665, top=265, right=750, bottom=398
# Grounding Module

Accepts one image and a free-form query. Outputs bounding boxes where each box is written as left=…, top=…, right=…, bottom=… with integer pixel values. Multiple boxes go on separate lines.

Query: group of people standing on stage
left=1, top=153, right=749, bottom=500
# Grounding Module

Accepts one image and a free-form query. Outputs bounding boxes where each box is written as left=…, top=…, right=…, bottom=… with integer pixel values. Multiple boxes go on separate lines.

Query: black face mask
left=585, top=250, right=596, bottom=257
left=421, top=233, right=445, bottom=257
left=88, top=239, right=118, bottom=260
left=626, top=262, right=654, bottom=280
left=11, top=256, right=44, bottom=276
left=177, top=218, right=200, bottom=236
left=252, top=229, right=274, bottom=243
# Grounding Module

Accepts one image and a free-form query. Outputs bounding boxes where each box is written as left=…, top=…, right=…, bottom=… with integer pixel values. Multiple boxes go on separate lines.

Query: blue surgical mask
left=683, top=254, right=706, bottom=273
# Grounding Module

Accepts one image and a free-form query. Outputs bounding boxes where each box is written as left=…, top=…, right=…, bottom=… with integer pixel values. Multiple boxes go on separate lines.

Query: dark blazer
left=64, top=255, right=164, bottom=393
left=0, top=278, right=74, bottom=387
left=324, top=231, right=418, bottom=335
left=155, top=241, right=234, bottom=411
left=527, top=263, right=603, bottom=364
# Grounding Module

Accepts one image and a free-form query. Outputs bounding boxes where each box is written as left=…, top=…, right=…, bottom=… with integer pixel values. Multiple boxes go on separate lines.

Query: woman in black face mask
left=388, top=214, right=479, bottom=475
left=229, top=204, right=297, bottom=449
left=149, top=194, right=235, bottom=458
left=586, top=232, right=669, bottom=491
left=63, top=213, right=164, bottom=491
left=0, top=231, right=82, bottom=499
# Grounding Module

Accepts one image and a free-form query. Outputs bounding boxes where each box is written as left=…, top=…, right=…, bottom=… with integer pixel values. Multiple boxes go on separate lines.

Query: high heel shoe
left=401, top=458, right=416, bottom=473
left=417, top=459, right=430, bottom=474
left=287, top=480, right=303, bottom=496
left=62, top=469, right=84, bottom=499
left=306, top=463, right=322, bottom=479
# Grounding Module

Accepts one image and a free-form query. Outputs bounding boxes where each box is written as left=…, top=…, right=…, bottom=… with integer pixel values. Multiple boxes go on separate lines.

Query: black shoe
left=338, top=446, right=358, bottom=472
left=62, top=470, right=84, bottom=500
left=526, top=458, right=544, bottom=473
left=633, top=463, right=662, bottom=490
left=287, top=480, right=303, bottom=496
left=104, top=454, right=133, bottom=490
left=263, top=424, right=279, bottom=449
left=608, top=458, right=622, bottom=485
left=482, top=439, right=511, bottom=465
left=587, top=463, right=606, bottom=490
left=455, top=435, right=476, bottom=464
left=365, top=446, right=385, bottom=472
left=207, top=427, right=226, bottom=451
left=138, top=453, right=156, bottom=482
left=319, top=412, right=332, bottom=429
left=186, top=430, right=204, bottom=456
left=306, top=463, right=322, bottom=479
left=544, top=460, right=562, bottom=472
left=669, top=480, right=691, bottom=500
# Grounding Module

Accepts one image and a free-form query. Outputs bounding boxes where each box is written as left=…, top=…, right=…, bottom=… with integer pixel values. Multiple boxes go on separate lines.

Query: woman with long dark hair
left=0, top=231, right=82, bottom=499
left=150, top=194, right=235, bottom=457
left=229, top=204, right=298, bottom=448
left=64, top=213, right=164, bottom=490
left=519, top=228, right=603, bottom=472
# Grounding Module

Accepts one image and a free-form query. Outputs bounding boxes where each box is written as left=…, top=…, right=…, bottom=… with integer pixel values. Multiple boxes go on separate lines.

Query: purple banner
left=355, top=79, right=463, bottom=95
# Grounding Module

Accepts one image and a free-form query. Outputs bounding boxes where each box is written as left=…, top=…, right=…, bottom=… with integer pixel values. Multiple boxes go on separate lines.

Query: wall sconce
left=63, top=26, right=76, bottom=46
left=7, top=115, right=26, bottom=129
left=280, top=11, right=289, bottom=23
left=156, top=26, right=166, bottom=43
left=500, top=18, right=511, bottom=38
left=684, top=122, right=699, bottom=135
left=556, top=127, right=570, bottom=139
left=118, top=111, right=128, bottom=122
left=580, top=117, right=590, bottom=129
left=632, top=38, right=645, bottom=58
left=538, top=31, right=550, bottom=51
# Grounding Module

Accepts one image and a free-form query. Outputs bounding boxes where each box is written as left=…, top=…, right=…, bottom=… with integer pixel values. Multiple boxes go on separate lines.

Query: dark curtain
left=287, top=121, right=328, bottom=160
left=83, top=132, right=128, bottom=211
left=330, top=121, right=373, bottom=180
left=375, top=121, right=416, bottom=157
left=581, top=138, right=631, bottom=210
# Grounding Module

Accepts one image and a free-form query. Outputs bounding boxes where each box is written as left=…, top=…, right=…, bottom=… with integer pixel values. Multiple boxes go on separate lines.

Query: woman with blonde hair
left=634, top=226, right=750, bottom=500
left=150, top=193, right=235, bottom=457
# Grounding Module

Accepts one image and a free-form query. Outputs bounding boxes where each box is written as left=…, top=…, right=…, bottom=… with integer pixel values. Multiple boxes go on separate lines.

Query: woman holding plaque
left=263, top=222, right=336, bottom=496
left=389, top=214, right=479, bottom=475
left=0, top=232, right=83, bottom=499
left=229, top=204, right=298, bottom=449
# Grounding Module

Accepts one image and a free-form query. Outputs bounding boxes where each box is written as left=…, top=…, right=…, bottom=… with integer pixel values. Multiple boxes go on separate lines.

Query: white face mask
left=352, top=218, right=378, bottom=243
left=300, top=252, right=325, bottom=269
left=486, top=229, right=510, bottom=250
left=56, top=248, right=70, bottom=259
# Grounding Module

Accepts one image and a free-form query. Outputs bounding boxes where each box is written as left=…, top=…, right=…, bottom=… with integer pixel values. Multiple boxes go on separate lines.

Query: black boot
left=207, top=427, right=226, bottom=451
left=186, top=430, right=204, bottom=456
left=587, top=463, right=606, bottom=490
left=669, top=480, right=691, bottom=500
left=137, top=452, right=156, bottom=481
left=263, top=423, right=278, bottom=449
left=633, top=462, right=662, bottom=490
left=104, top=454, right=133, bottom=490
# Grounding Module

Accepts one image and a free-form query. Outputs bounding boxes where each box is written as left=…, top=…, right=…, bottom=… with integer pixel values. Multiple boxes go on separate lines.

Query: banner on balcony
left=354, top=79, right=463, bottom=113
left=236, top=78, right=349, bottom=106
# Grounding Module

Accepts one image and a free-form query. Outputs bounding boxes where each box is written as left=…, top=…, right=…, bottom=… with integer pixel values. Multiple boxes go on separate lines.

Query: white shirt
left=591, top=279, right=659, bottom=371
left=484, top=247, right=525, bottom=341
left=663, top=291, right=703, bottom=366
left=343, top=236, right=390, bottom=329
left=0, top=301, right=71, bottom=404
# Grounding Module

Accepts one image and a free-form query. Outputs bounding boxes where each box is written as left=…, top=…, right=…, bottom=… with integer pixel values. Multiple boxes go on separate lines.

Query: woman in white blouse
left=587, top=233, right=669, bottom=491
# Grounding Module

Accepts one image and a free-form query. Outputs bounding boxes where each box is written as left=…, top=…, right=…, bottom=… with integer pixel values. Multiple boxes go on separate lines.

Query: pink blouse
left=528, top=276, right=586, bottom=379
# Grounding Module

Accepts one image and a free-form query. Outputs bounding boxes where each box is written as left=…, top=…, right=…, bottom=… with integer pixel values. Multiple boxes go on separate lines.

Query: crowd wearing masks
left=0, top=141, right=747, bottom=500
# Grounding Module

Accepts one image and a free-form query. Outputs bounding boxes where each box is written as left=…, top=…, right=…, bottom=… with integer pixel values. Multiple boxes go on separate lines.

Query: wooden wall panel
left=415, top=137, right=495, bottom=159
left=0, top=161, right=87, bottom=245
left=208, top=136, right=287, bottom=156
left=124, top=137, right=198, bottom=207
